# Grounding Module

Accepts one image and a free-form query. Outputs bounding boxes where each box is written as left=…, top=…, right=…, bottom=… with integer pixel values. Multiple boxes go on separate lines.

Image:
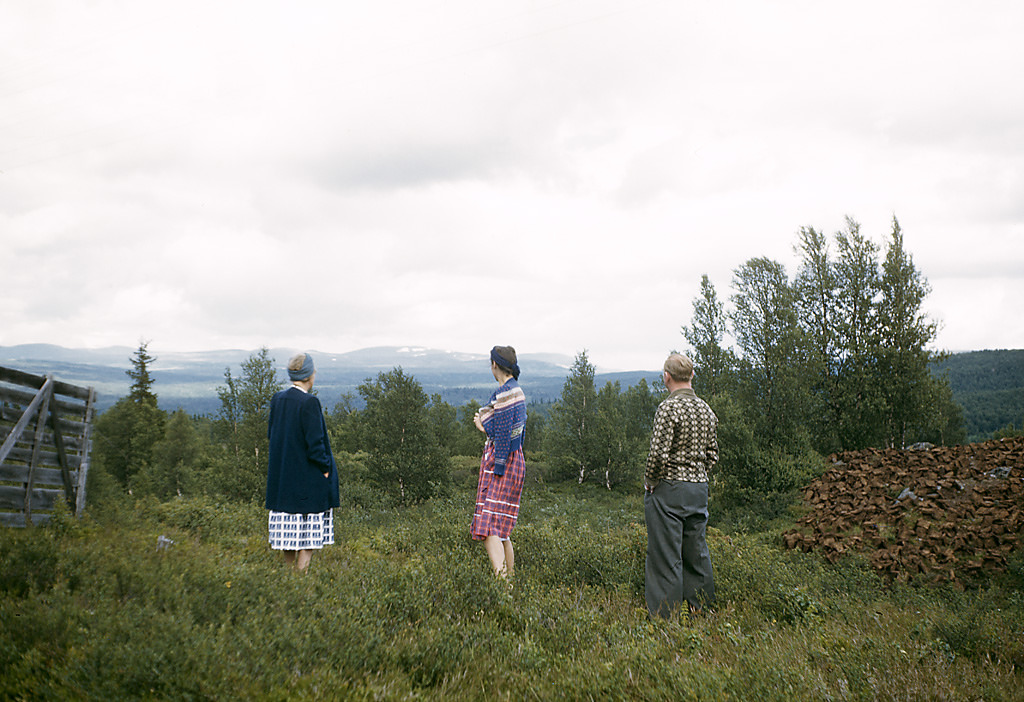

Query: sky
left=2, top=0, right=1022, bottom=372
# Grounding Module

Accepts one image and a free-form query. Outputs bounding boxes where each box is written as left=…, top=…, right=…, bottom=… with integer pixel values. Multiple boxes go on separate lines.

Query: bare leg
left=503, top=540, right=515, bottom=578
left=483, top=535, right=508, bottom=578
left=281, top=549, right=313, bottom=571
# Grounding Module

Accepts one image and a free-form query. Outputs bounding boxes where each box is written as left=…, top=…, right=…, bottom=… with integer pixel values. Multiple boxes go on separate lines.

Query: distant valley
left=3, top=345, right=1020, bottom=440
left=0, top=344, right=659, bottom=415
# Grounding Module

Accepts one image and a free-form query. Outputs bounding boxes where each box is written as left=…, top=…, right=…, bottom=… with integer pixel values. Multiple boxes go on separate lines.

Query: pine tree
left=92, top=341, right=166, bottom=488
left=682, top=274, right=735, bottom=398
left=127, top=341, right=158, bottom=405
left=132, top=409, right=204, bottom=499
left=876, top=217, right=944, bottom=447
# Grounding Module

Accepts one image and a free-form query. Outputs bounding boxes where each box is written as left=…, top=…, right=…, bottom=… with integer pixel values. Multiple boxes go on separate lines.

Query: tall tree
left=876, top=216, right=944, bottom=447
left=358, top=367, right=449, bottom=503
left=131, top=409, right=204, bottom=499
left=427, top=394, right=459, bottom=457
left=831, top=218, right=887, bottom=449
left=793, top=226, right=842, bottom=452
left=546, top=351, right=599, bottom=484
left=127, top=340, right=159, bottom=405
left=729, top=257, right=813, bottom=449
left=593, top=381, right=631, bottom=490
left=326, top=392, right=362, bottom=454
left=682, top=274, right=735, bottom=398
left=455, top=399, right=487, bottom=457
left=92, top=341, right=166, bottom=488
left=833, top=217, right=881, bottom=363
left=213, top=347, right=281, bottom=500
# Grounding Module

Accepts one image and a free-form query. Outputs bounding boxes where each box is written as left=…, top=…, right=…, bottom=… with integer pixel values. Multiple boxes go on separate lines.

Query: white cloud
left=2, top=0, right=1022, bottom=370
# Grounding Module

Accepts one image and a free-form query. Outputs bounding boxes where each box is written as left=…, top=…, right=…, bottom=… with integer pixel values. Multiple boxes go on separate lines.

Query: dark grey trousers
left=644, top=480, right=716, bottom=617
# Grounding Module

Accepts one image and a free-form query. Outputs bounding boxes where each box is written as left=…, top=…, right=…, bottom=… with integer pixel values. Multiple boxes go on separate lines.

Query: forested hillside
left=933, top=349, right=1024, bottom=440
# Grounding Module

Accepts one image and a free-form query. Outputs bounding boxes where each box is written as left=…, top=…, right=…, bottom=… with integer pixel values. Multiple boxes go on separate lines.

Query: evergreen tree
left=127, top=341, right=159, bottom=405
left=132, top=409, right=204, bottom=499
left=92, top=341, right=166, bottom=488
left=682, top=274, right=735, bottom=397
left=876, top=217, right=945, bottom=447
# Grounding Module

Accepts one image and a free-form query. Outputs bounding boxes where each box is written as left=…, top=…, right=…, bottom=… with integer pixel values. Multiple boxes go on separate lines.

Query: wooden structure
left=0, top=365, right=97, bottom=527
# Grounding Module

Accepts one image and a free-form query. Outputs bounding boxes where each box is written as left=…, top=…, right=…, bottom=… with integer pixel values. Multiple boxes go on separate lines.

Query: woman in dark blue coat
left=266, top=352, right=340, bottom=571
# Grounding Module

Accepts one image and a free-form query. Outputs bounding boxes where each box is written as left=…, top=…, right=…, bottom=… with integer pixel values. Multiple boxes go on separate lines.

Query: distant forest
left=932, top=349, right=1024, bottom=441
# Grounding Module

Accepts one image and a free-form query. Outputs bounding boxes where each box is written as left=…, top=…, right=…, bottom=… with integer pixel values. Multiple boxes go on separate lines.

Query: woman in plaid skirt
left=471, top=346, right=527, bottom=579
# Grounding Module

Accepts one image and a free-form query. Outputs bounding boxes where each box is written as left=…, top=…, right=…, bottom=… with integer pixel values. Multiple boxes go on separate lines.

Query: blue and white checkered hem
left=268, top=509, right=335, bottom=551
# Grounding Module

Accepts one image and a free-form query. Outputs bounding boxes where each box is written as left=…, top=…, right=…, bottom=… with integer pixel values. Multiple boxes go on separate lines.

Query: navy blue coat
left=265, top=386, right=340, bottom=514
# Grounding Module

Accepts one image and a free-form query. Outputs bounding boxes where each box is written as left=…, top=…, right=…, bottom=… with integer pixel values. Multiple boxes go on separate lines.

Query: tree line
left=90, top=216, right=983, bottom=513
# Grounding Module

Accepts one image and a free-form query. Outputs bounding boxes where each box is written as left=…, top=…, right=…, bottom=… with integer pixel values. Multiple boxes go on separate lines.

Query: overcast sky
left=2, top=1, right=1022, bottom=372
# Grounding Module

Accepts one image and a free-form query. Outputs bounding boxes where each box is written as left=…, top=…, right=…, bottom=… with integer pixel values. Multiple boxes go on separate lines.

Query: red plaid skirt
left=471, top=442, right=526, bottom=540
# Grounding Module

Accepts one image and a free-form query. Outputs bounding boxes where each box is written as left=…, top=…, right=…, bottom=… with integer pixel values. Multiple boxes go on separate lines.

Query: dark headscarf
left=490, top=345, right=520, bottom=380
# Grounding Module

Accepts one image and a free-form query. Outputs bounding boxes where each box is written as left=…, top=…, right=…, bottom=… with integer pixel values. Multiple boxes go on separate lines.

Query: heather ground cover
left=2, top=479, right=1022, bottom=701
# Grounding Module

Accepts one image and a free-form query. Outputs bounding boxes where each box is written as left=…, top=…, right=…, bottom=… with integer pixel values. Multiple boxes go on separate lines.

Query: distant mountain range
left=3, top=345, right=1020, bottom=440
left=0, top=344, right=659, bottom=415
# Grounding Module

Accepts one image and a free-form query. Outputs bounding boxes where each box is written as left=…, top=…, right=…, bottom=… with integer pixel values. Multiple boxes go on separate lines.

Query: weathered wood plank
left=46, top=400, right=75, bottom=503
left=0, top=445, right=82, bottom=469
left=0, top=366, right=93, bottom=402
left=0, top=377, right=53, bottom=467
left=0, top=485, right=62, bottom=512
left=0, top=366, right=46, bottom=389
left=0, top=463, right=77, bottom=487
left=75, top=386, right=97, bottom=516
left=0, top=388, right=88, bottom=419
left=24, top=384, right=54, bottom=522
left=0, top=428, right=88, bottom=455
left=1, top=366, right=96, bottom=523
left=0, top=384, right=46, bottom=407
left=0, top=511, right=52, bottom=528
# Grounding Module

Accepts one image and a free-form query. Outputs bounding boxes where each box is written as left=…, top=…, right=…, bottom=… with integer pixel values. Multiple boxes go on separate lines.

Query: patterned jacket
left=480, top=378, right=527, bottom=476
left=645, top=388, right=718, bottom=484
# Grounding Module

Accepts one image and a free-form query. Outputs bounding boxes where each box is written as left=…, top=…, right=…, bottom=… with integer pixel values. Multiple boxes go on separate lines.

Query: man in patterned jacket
left=644, top=353, right=718, bottom=617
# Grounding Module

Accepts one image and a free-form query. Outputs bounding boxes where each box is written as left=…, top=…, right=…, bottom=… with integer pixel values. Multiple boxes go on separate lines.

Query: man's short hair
left=663, top=353, right=694, bottom=383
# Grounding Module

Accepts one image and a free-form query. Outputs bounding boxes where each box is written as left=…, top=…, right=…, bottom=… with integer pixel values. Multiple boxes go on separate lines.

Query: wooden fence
left=0, top=365, right=97, bottom=527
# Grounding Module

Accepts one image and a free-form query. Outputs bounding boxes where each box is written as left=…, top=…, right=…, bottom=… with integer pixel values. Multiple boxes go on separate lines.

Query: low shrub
left=1, top=484, right=1021, bottom=700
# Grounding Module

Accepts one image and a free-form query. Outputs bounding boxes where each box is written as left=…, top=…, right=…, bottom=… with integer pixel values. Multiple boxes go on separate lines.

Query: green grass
left=2, top=484, right=1022, bottom=700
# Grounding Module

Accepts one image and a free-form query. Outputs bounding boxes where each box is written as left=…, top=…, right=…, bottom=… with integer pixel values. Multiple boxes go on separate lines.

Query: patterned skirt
left=471, top=442, right=526, bottom=540
left=268, top=509, right=335, bottom=551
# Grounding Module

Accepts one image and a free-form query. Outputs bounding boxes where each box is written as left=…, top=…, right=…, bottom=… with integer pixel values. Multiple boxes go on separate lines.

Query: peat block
left=782, top=436, right=1024, bottom=585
